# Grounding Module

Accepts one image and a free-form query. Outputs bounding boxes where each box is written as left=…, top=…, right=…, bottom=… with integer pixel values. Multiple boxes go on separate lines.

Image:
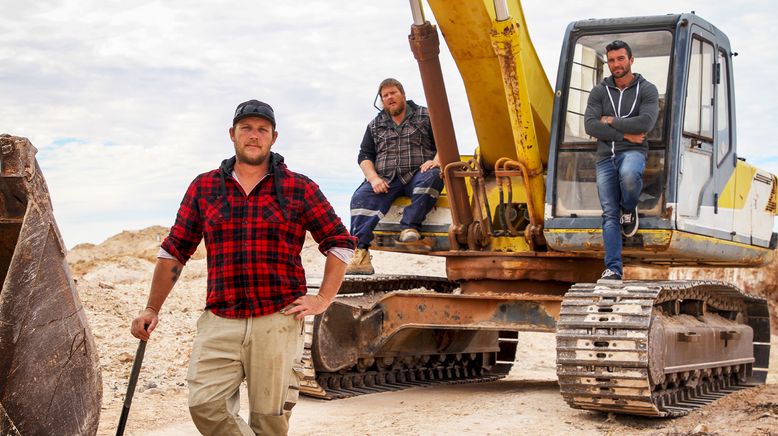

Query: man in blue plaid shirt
left=347, top=78, right=443, bottom=275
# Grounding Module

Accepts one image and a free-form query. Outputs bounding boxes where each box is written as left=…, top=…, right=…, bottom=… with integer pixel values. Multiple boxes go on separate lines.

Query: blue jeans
left=596, top=151, right=645, bottom=275
left=350, top=169, right=444, bottom=248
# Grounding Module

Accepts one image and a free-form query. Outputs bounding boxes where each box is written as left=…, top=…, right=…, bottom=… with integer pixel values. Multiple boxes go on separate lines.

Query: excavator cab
left=544, top=13, right=778, bottom=267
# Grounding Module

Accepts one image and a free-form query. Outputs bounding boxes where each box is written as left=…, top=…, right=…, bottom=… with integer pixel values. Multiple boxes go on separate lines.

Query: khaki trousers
left=186, top=309, right=304, bottom=435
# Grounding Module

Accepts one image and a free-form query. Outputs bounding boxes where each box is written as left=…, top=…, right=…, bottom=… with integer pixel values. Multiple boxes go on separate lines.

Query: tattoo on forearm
left=171, top=265, right=181, bottom=284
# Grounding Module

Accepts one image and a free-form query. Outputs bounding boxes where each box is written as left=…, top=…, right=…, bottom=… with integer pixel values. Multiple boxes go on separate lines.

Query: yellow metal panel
left=485, top=179, right=528, bottom=205
left=544, top=228, right=674, bottom=250
left=543, top=228, right=773, bottom=266
left=489, top=235, right=531, bottom=252
left=718, top=161, right=756, bottom=209
left=505, top=0, right=554, bottom=160
left=392, top=195, right=451, bottom=209
left=426, top=0, right=553, bottom=168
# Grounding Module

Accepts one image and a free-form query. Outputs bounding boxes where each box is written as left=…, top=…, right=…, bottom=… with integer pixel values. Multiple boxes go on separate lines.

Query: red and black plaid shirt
left=162, top=153, right=356, bottom=318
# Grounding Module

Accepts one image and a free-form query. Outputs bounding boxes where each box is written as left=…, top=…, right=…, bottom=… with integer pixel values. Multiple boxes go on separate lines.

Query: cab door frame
left=675, top=25, right=737, bottom=241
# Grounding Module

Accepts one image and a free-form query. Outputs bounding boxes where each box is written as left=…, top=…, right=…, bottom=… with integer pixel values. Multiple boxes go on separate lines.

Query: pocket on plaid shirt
left=203, top=197, right=226, bottom=227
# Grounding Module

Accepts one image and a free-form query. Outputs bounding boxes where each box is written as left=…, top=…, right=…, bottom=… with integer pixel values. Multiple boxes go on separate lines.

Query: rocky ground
left=68, top=227, right=778, bottom=435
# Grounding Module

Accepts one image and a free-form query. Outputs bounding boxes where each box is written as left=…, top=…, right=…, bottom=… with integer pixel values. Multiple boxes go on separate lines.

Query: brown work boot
left=345, top=248, right=374, bottom=275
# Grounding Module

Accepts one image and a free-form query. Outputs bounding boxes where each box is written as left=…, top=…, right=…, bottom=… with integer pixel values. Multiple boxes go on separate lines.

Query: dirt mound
left=68, top=227, right=208, bottom=434
left=627, top=256, right=778, bottom=333
left=68, top=226, right=206, bottom=276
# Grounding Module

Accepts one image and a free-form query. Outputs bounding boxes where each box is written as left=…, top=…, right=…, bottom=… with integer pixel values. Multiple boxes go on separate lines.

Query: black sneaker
left=621, top=208, right=639, bottom=237
left=597, top=269, right=622, bottom=285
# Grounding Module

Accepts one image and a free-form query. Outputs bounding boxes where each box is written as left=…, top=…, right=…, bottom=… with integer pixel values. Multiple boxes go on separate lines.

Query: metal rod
left=409, top=21, right=474, bottom=248
left=493, top=0, right=510, bottom=21
left=409, top=0, right=426, bottom=25
left=116, top=338, right=148, bottom=436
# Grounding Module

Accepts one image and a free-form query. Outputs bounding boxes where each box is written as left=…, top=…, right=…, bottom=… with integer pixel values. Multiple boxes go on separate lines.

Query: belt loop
left=243, top=317, right=252, bottom=347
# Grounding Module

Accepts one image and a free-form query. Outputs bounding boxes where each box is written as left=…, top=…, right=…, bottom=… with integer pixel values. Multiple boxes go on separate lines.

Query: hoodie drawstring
left=218, top=152, right=290, bottom=221
left=271, top=156, right=289, bottom=220
left=606, top=80, right=641, bottom=158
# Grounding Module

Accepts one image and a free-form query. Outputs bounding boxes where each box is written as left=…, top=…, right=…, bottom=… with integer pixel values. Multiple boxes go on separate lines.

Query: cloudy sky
left=1, top=1, right=776, bottom=247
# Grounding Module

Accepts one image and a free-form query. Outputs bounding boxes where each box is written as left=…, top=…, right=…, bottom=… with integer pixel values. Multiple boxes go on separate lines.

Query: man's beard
left=235, top=144, right=269, bottom=166
left=612, top=66, right=631, bottom=79
left=388, top=101, right=406, bottom=117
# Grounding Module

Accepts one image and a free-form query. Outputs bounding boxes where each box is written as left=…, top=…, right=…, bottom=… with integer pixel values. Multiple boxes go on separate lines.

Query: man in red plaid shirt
left=131, top=100, right=355, bottom=435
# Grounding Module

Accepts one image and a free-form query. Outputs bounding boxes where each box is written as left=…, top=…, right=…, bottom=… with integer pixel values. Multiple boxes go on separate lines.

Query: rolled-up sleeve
left=300, top=179, right=357, bottom=255
left=160, top=176, right=204, bottom=264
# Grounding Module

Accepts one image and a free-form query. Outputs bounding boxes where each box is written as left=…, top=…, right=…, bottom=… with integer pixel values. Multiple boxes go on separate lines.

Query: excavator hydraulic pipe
left=409, top=20, right=474, bottom=247
left=409, top=0, right=425, bottom=25
left=493, top=0, right=510, bottom=21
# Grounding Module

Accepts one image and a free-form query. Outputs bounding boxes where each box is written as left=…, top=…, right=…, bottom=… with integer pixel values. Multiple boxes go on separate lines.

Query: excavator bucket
left=0, top=134, right=101, bottom=435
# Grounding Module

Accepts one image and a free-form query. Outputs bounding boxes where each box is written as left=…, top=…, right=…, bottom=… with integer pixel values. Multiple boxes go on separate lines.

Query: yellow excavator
left=303, top=0, right=775, bottom=417
left=1, top=0, right=773, bottom=428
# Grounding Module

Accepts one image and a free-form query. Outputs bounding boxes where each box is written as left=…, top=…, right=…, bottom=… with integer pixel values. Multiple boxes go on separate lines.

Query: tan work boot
left=398, top=228, right=420, bottom=243
left=345, top=248, right=374, bottom=275
left=395, top=228, right=433, bottom=251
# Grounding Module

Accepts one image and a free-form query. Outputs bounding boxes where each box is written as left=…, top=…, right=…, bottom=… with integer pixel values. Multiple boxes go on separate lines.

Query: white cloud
left=1, top=0, right=776, bottom=246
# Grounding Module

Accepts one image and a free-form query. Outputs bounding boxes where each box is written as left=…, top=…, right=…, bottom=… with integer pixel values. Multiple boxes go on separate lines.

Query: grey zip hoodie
left=584, top=73, right=659, bottom=162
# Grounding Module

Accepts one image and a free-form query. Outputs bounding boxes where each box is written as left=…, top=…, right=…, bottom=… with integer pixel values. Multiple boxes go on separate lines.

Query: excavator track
left=299, top=275, right=518, bottom=399
left=556, top=280, right=770, bottom=417
left=307, top=274, right=459, bottom=295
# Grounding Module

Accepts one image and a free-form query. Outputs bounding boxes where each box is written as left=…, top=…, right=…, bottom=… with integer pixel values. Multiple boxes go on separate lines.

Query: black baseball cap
left=233, top=100, right=276, bottom=128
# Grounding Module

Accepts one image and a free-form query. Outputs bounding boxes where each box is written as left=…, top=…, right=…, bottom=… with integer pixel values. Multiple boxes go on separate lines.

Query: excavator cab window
left=677, top=37, right=716, bottom=219
left=555, top=30, right=672, bottom=218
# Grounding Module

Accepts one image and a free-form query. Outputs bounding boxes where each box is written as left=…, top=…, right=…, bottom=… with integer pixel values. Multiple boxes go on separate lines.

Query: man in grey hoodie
left=584, top=40, right=659, bottom=284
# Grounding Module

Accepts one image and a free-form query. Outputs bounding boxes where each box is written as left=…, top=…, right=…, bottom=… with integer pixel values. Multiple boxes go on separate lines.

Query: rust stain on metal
left=409, top=22, right=473, bottom=246
left=378, top=292, right=559, bottom=335
left=0, top=134, right=102, bottom=435
left=448, top=254, right=601, bottom=283
left=312, top=288, right=561, bottom=373
left=766, top=175, right=777, bottom=214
